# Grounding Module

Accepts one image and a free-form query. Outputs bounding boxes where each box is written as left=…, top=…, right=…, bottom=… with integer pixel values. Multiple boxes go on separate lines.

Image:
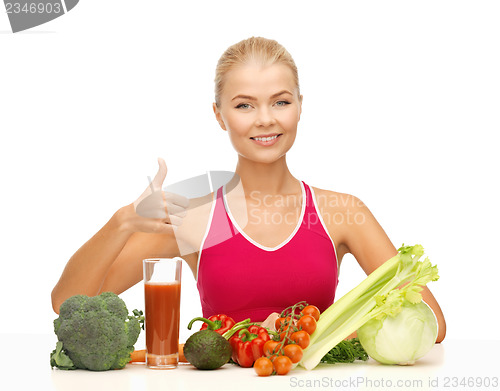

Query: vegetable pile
left=181, top=303, right=328, bottom=376
left=187, top=302, right=366, bottom=376
left=50, top=292, right=144, bottom=371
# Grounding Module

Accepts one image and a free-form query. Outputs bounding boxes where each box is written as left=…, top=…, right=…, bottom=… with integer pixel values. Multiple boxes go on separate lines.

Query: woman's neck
left=233, top=155, right=299, bottom=195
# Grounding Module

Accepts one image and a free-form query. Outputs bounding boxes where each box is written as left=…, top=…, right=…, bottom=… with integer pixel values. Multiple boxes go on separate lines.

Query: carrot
left=179, top=343, right=187, bottom=362
left=129, top=344, right=187, bottom=363
left=129, top=349, right=146, bottom=363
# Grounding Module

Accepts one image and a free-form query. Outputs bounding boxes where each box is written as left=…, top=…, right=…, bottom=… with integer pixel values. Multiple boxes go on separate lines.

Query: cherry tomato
left=290, top=330, right=310, bottom=349
left=275, top=316, right=292, bottom=331
left=283, top=344, right=303, bottom=364
left=301, top=305, right=320, bottom=321
left=273, top=355, right=293, bottom=375
left=279, top=325, right=294, bottom=342
left=275, top=317, right=285, bottom=330
left=254, top=357, right=273, bottom=377
left=263, top=340, right=280, bottom=356
left=279, top=331, right=288, bottom=342
left=297, top=314, right=317, bottom=335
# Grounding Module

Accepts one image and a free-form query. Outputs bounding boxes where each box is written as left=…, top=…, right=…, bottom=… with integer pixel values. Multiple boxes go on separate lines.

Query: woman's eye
left=276, top=100, right=291, bottom=107
left=235, top=103, right=251, bottom=109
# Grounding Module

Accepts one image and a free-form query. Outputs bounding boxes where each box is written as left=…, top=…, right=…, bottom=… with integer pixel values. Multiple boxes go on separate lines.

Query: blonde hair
left=214, top=36, right=300, bottom=108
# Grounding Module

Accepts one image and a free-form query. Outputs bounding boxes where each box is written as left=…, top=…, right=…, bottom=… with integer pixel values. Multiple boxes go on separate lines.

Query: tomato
left=290, top=330, right=310, bottom=349
left=279, top=331, right=288, bottom=342
left=263, top=340, right=280, bottom=356
left=275, top=316, right=292, bottom=331
left=283, top=344, right=303, bottom=364
left=279, top=325, right=295, bottom=342
left=301, top=305, right=320, bottom=321
left=275, top=317, right=286, bottom=330
left=254, top=357, right=273, bottom=377
left=297, top=314, right=317, bottom=335
left=273, top=355, right=293, bottom=375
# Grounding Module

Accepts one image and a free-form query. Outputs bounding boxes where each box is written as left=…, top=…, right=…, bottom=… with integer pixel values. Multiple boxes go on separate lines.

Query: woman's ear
left=212, top=102, right=227, bottom=131
left=298, top=94, right=303, bottom=121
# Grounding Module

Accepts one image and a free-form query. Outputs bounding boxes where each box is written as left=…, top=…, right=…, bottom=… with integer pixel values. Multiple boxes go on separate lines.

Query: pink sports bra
left=196, top=181, right=338, bottom=322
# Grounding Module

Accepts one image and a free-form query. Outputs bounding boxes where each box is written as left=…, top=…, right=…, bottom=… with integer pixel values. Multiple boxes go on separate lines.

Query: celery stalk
left=300, top=244, right=439, bottom=370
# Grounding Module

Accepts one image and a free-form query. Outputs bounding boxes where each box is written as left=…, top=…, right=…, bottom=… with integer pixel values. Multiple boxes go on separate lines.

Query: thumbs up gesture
left=130, top=158, right=189, bottom=233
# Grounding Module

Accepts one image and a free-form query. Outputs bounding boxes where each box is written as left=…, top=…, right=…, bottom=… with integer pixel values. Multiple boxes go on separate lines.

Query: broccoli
left=50, top=292, right=142, bottom=371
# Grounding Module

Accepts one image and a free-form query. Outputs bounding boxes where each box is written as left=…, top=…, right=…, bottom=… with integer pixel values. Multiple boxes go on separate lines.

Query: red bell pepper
left=229, top=325, right=271, bottom=368
left=187, top=314, right=236, bottom=335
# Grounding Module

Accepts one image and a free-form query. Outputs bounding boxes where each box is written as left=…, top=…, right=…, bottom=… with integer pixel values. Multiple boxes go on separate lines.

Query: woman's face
left=213, top=63, right=303, bottom=164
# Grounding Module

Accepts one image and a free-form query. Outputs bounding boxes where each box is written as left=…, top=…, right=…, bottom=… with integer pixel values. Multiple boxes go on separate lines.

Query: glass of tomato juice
left=143, top=257, right=182, bottom=369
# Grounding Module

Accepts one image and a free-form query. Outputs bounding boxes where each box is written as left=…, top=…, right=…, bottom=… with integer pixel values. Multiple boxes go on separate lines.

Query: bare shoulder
left=311, top=186, right=378, bottom=230
left=312, top=186, right=397, bottom=268
left=310, top=186, right=369, bottom=258
left=311, top=186, right=364, bottom=212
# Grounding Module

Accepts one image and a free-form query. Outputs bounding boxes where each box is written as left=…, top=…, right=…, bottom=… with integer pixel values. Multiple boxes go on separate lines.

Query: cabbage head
left=357, top=301, right=438, bottom=365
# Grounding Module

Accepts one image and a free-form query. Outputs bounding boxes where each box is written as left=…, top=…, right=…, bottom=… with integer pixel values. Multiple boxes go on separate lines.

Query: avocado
left=183, top=330, right=232, bottom=369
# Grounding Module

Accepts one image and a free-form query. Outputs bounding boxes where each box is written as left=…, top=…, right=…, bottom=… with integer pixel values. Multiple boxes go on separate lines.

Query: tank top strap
left=202, top=186, right=237, bottom=251
left=302, top=181, right=313, bottom=209
left=301, top=181, right=317, bottom=227
left=300, top=181, right=333, bottom=241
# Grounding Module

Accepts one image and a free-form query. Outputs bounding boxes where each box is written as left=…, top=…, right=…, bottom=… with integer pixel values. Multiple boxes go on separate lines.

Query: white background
left=1, top=0, right=498, bottom=345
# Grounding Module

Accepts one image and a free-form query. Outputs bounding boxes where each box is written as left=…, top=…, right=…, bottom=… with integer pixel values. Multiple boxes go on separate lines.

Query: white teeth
left=254, top=135, right=278, bottom=142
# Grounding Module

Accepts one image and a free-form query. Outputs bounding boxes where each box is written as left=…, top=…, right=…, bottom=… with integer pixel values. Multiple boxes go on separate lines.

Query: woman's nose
left=255, top=107, right=276, bottom=127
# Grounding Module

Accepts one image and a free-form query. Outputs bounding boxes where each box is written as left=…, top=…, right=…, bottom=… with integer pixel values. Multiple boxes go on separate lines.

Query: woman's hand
left=261, top=312, right=280, bottom=332
left=118, top=158, right=189, bottom=235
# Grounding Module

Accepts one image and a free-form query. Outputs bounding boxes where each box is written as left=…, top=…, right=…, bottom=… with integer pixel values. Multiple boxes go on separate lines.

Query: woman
left=51, top=37, right=446, bottom=342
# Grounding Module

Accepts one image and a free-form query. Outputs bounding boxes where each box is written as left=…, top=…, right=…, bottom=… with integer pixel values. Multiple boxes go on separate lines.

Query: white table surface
left=3, top=334, right=499, bottom=391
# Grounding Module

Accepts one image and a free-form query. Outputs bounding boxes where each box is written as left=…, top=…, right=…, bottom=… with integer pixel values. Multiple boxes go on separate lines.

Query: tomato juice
left=144, top=282, right=181, bottom=357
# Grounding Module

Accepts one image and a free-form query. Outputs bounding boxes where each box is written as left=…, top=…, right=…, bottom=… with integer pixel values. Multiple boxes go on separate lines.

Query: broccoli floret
left=51, top=292, right=142, bottom=371
left=50, top=341, right=76, bottom=370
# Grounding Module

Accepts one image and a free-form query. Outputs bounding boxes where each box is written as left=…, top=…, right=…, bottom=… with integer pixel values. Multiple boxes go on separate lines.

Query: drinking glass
left=143, top=257, right=182, bottom=369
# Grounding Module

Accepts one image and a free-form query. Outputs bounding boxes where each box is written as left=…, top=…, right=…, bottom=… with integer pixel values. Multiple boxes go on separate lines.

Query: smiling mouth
left=250, top=134, right=282, bottom=142
left=249, top=133, right=283, bottom=147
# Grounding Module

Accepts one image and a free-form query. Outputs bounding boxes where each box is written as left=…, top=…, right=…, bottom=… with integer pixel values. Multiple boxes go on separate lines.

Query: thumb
left=150, top=157, right=167, bottom=190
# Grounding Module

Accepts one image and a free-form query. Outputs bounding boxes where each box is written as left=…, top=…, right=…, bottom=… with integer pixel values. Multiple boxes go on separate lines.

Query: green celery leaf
left=404, top=285, right=423, bottom=304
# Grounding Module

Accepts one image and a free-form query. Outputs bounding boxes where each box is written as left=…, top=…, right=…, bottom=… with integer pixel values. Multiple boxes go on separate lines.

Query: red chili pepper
left=229, top=325, right=271, bottom=368
left=189, top=314, right=236, bottom=335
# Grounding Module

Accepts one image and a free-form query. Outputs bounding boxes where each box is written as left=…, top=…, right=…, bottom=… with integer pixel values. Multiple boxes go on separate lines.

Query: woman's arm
left=340, top=195, right=447, bottom=343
